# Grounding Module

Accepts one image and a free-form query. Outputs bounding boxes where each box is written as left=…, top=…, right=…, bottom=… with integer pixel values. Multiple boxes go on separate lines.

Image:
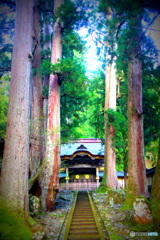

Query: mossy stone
left=106, top=189, right=126, bottom=205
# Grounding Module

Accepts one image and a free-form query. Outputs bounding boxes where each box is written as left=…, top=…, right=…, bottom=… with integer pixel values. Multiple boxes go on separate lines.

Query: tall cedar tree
left=29, top=0, right=43, bottom=190
left=41, top=2, right=52, bottom=151
left=0, top=0, right=33, bottom=214
left=104, top=7, right=119, bottom=189
left=104, top=59, right=119, bottom=189
left=126, top=10, right=148, bottom=201
left=40, top=0, right=63, bottom=211
left=100, top=0, right=148, bottom=200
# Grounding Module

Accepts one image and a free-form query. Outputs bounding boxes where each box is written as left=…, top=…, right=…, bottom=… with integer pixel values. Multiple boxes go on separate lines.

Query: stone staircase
left=67, top=191, right=100, bottom=240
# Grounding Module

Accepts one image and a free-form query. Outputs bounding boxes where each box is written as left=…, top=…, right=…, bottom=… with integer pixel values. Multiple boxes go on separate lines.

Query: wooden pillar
left=96, top=167, right=100, bottom=187
left=65, top=168, right=69, bottom=190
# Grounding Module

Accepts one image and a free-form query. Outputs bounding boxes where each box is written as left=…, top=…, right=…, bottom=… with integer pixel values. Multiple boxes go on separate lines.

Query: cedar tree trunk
left=0, top=0, right=33, bottom=213
left=104, top=61, right=119, bottom=189
left=42, top=1, right=52, bottom=151
left=127, top=49, right=148, bottom=199
left=40, top=0, right=63, bottom=211
left=29, top=0, right=43, bottom=183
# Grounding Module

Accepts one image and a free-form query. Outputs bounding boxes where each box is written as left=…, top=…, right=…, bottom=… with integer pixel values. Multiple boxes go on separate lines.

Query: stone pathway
left=67, top=191, right=100, bottom=240
left=31, top=191, right=160, bottom=240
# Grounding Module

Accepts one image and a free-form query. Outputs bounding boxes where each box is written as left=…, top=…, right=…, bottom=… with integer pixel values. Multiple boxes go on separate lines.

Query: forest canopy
left=0, top=0, right=159, bottom=169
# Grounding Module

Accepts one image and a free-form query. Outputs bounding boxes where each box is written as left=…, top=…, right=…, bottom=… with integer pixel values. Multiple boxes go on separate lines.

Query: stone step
left=68, top=234, right=100, bottom=240
left=71, top=221, right=96, bottom=226
left=74, top=206, right=91, bottom=209
left=72, top=215, right=93, bottom=218
left=72, top=216, right=94, bottom=219
left=71, top=218, right=94, bottom=222
left=73, top=210, right=92, bottom=212
left=70, top=225, right=97, bottom=230
left=70, top=229, right=98, bottom=234
left=71, top=221, right=96, bottom=225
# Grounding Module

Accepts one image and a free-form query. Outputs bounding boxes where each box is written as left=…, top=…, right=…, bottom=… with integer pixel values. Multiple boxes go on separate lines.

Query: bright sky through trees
left=78, top=15, right=160, bottom=74
left=148, top=15, right=160, bottom=63
left=78, top=27, right=102, bottom=76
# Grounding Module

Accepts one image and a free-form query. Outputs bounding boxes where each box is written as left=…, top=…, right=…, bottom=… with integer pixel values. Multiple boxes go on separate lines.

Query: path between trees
left=31, top=190, right=159, bottom=240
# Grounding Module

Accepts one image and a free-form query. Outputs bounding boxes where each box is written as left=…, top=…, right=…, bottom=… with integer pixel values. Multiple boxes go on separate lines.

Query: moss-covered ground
left=0, top=200, right=33, bottom=240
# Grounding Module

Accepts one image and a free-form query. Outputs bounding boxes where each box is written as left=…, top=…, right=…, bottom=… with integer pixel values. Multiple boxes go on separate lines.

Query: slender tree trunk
left=0, top=0, right=33, bottom=213
left=29, top=0, right=43, bottom=183
left=150, top=138, right=160, bottom=223
left=104, top=61, right=119, bottom=189
left=100, top=7, right=119, bottom=190
left=40, top=0, right=63, bottom=211
left=126, top=21, right=148, bottom=199
left=42, top=2, right=52, bottom=152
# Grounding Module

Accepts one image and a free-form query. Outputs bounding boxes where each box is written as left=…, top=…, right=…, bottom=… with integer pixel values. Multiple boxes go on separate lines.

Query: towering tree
left=104, top=58, right=119, bottom=189
left=40, top=0, right=63, bottom=211
left=98, top=5, right=119, bottom=189
left=41, top=0, right=53, bottom=150
left=0, top=0, right=34, bottom=214
left=126, top=11, right=148, bottom=201
left=29, top=0, right=43, bottom=190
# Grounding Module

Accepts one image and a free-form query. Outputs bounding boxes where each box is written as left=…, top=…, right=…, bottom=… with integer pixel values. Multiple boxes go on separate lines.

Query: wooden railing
left=60, top=182, right=100, bottom=191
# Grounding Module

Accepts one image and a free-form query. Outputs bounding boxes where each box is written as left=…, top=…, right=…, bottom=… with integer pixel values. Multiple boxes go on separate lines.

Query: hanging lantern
left=75, top=175, right=80, bottom=179
left=85, top=174, right=90, bottom=179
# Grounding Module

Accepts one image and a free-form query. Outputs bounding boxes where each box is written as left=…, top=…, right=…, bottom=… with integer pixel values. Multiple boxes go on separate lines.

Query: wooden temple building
left=59, top=138, right=156, bottom=191
left=59, top=138, right=125, bottom=190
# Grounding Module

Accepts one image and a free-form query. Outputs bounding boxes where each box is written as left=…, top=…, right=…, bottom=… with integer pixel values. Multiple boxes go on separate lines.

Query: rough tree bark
left=104, top=60, right=119, bottom=189
left=42, top=0, right=52, bottom=151
left=29, top=0, right=43, bottom=190
left=40, top=0, right=63, bottom=211
left=97, top=7, right=119, bottom=192
left=0, top=0, right=33, bottom=213
left=126, top=16, right=148, bottom=202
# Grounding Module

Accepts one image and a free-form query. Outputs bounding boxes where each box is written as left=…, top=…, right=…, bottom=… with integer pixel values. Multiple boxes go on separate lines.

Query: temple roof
left=60, top=138, right=104, bottom=156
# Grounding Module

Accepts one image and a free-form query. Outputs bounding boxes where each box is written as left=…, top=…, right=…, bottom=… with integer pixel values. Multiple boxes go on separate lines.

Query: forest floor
left=31, top=190, right=75, bottom=240
left=31, top=190, right=160, bottom=240
left=92, top=192, right=160, bottom=240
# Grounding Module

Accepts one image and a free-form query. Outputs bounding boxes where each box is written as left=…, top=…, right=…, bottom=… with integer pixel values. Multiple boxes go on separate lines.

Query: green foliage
left=40, top=59, right=60, bottom=77
left=0, top=75, right=10, bottom=140
left=105, top=109, right=127, bottom=142
left=99, top=0, right=159, bottom=170
left=55, top=0, right=86, bottom=32
left=95, top=184, right=108, bottom=193
left=145, top=140, right=159, bottom=166
left=60, top=57, right=90, bottom=141
left=42, top=85, right=49, bottom=98
left=0, top=3, right=15, bottom=77
left=63, top=31, right=86, bottom=58
left=150, top=139, right=160, bottom=223
left=105, top=108, right=128, bottom=170
left=86, top=71, right=105, bottom=138
left=143, top=65, right=160, bottom=144
left=142, top=59, right=160, bottom=164
left=61, top=69, right=105, bottom=141
left=0, top=199, right=33, bottom=240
